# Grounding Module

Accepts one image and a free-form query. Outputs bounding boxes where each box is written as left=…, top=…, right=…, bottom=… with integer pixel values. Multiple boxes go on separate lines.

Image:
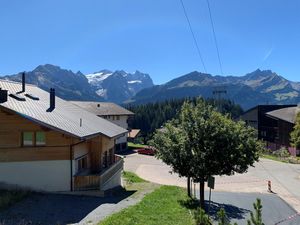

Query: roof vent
left=46, top=88, right=56, bottom=112
left=0, top=89, right=8, bottom=103
left=25, top=93, right=39, bottom=101
left=22, top=72, right=25, bottom=93
left=16, top=72, right=26, bottom=94
left=9, top=93, right=25, bottom=101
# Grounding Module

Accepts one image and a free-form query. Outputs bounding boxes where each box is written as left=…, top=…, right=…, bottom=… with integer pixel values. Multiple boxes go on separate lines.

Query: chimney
left=22, top=72, right=25, bottom=93
left=0, top=88, right=8, bottom=103
left=47, top=88, right=55, bottom=112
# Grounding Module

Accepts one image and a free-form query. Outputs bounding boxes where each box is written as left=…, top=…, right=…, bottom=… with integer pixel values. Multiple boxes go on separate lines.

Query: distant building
left=266, top=106, right=300, bottom=148
left=240, top=105, right=297, bottom=143
left=71, top=101, right=134, bottom=152
left=128, top=129, right=141, bottom=143
left=0, top=78, right=127, bottom=192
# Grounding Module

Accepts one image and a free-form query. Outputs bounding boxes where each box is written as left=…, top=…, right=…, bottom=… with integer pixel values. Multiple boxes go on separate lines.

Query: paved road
left=123, top=152, right=300, bottom=224
left=203, top=191, right=300, bottom=225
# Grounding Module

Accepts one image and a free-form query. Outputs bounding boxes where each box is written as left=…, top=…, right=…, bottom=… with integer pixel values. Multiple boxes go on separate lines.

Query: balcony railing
left=73, top=154, right=124, bottom=191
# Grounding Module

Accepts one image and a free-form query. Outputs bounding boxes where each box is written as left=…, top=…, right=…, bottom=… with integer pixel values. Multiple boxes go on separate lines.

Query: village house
left=266, top=106, right=300, bottom=156
left=240, top=105, right=296, bottom=143
left=0, top=76, right=128, bottom=192
left=71, top=101, right=134, bottom=152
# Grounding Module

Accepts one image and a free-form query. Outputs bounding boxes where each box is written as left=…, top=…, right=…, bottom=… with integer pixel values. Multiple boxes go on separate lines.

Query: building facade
left=0, top=78, right=127, bottom=192
left=240, top=105, right=297, bottom=143
left=71, top=101, right=134, bottom=152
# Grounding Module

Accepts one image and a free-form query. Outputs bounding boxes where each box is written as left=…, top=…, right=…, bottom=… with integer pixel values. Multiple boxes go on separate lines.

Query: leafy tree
left=291, top=112, right=300, bottom=149
left=247, top=198, right=265, bottom=225
left=151, top=99, right=261, bottom=209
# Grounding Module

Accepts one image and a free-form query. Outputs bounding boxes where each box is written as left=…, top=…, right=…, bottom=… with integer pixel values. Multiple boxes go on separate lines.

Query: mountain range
left=86, top=69, right=153, bottom=103
left=1, top=64, right=299, bottom=110
left=128, top=69, right=300, bottom=109
left=2, top=64, right=153, bottom=103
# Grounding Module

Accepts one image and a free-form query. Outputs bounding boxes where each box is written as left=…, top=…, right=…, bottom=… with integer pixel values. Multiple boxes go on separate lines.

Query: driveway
left=0, top=186, right=151, bottom=225
left=123, top=152, right=300, bottom=223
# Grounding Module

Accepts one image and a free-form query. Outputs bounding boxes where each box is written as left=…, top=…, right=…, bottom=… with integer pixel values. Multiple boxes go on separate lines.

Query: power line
left=206, top=0, right=223, bottom=75
left=179, top=0, right=207, bottom=73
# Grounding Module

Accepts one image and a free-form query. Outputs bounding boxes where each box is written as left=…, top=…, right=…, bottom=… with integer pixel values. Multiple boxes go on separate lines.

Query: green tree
left=151, top=99, right=261, bottom=209
left=247, top=198, right=265, bottom=225
left=217, top=208, right=238, bottom=225
left=291, top=112, right=300, bottom=149
left=194, top=208, right=211, bottom=225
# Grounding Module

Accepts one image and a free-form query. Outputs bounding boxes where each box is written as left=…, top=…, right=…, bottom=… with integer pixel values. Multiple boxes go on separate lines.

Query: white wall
left=0, top=160, right=71, bottom=192
left=101, top=169, right=122, bottom=191
left=103, top=115, right=128, bottom=145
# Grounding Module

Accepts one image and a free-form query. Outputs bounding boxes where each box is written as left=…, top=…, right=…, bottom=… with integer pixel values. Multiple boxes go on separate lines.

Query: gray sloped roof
left=266, top=106, right=300, bottom=124
left=0, top=79, right=127, bottom=139
left=70, top=101, right=134, bottom=116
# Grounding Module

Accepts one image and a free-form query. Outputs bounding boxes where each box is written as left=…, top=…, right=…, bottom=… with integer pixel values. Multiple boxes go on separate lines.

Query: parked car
left=136, top=146, right=156, bottom=155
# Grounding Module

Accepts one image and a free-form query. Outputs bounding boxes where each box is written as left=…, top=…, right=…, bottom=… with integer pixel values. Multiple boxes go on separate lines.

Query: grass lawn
left=260, top=154, right=289, bottom=163
left=127, top=142, right=148, bottom=149
left=99, top=185, right=194, bottom=225
left=260, top=154, right=300, bottom=164
left=0, top=189, right=29, bottom=211
left=123, top=171, right=148, bottom=184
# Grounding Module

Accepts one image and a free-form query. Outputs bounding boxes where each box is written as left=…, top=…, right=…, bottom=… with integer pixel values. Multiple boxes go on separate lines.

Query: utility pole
left=212, top=86, right=227, bottom=112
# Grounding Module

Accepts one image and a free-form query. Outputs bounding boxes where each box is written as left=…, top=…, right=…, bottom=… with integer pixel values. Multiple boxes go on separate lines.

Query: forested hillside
left=126, top=97, right=243, bottom=143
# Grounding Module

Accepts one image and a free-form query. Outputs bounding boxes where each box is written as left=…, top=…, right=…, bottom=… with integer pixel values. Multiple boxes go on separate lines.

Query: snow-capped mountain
left=86, top=70, right=154, bottom=103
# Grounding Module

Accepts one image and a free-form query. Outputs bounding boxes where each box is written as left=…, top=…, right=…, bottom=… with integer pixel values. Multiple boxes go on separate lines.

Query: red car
left=136, top=147, right=156, bottom=155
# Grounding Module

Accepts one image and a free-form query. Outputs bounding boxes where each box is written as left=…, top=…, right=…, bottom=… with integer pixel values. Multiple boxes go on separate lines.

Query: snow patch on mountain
left=86, top=71, right=112, bottom=86
left=128, top=80, right=142, bottom=84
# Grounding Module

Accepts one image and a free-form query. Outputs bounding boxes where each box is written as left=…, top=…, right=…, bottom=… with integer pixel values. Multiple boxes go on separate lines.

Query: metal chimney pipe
left=22, top=72, right=25, bottom=93
left=0, top=88, right=8, bottom=103
left=50, top=88, right=55, bottom=109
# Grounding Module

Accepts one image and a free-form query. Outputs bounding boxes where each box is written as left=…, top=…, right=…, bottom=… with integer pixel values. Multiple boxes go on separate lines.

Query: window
left=102, top=151, right=108, bottom=169
left=22, top=131, right=46, bottom=147
left=23, top=132, right=34, bottom=146
left=36, top=132, right=46, bottom=146
left=77, top=157, right=88, bottom=172
left=116, top=115, right=120, bottom=120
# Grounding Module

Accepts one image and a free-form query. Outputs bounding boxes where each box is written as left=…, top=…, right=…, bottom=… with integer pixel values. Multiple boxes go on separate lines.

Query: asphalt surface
left=123, top=151, right=300, bottom=225
left=201, top=191, right=300, bottom=225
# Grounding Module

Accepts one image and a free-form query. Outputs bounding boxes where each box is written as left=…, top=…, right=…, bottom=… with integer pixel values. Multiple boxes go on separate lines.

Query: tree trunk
left=187, top=176, right=191, bottom=197
left=199, top=180, right=205, bottom=209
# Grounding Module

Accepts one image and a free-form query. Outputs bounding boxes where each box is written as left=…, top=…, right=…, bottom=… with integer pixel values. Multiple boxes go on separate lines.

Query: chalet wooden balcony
left=73, top=155, right=124, bottom=191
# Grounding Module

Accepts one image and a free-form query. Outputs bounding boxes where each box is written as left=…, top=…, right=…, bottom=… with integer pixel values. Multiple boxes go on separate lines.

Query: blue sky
left=0, top=0, right=299, bottom=84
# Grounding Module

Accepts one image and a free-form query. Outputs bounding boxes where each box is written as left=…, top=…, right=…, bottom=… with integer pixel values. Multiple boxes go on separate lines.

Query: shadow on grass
left=0, top=188, right=136, bottom=225
left=179, top=198, right=250, bottom=220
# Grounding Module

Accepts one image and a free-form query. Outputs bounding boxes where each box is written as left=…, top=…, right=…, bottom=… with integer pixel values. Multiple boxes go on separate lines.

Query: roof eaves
left=0, top=106, right=82, bottom=139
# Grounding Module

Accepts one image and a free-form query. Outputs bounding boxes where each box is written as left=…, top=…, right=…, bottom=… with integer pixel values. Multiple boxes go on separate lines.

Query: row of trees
left=150, top=99, right=263, bottom=209
left=126, top=97, right=244, bottom=143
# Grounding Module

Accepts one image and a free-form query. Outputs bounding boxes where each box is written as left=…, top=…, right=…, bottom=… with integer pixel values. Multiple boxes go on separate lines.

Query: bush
left=272, top=147, right=290, bottom=158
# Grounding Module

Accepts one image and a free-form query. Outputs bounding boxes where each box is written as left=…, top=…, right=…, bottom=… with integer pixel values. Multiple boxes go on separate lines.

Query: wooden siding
left=0, top=147, right=70, bottom=162
left=73, top=175, right=100, bottom=191
left=0, top=108, right=73, bottom=162
left=0, top=109, right=72, bottom=148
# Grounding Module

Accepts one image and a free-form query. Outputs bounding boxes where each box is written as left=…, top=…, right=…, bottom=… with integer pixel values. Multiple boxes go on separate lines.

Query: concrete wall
left=101, top=169, right=122, bottom=191
left=0, top=160, right=71, bottom=192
